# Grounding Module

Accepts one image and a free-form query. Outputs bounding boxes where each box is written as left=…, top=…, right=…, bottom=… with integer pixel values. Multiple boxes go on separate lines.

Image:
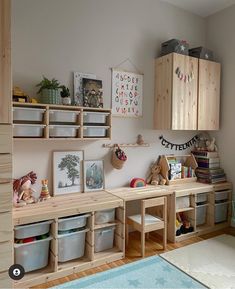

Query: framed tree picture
left=84, top=160, right=104, bottom=192
left=53, top=151, right=84, bottom=195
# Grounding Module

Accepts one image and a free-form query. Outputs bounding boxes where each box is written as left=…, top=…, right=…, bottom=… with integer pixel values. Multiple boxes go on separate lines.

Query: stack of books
left=192, top=150, right=226, bottom=184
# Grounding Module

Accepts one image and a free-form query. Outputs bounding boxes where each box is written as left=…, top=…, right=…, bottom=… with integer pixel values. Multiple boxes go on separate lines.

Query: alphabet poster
left=112, top=69, right=143, bottom=117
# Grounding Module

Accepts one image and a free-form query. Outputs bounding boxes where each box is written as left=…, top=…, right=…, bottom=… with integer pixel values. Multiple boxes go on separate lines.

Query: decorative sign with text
left=112, top=69, right=143, bottom=117
left=159, top=135, right=199, bottom=150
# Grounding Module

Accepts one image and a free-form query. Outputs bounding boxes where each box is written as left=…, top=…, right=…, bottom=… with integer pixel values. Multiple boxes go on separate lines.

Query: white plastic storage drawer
left=58, top=214, right=90, bottom=231
left=49, top=125, right=79, bottom=137
left=58, top=228, right=88, bottom=262
left=83, top=126, right=108, bottom=137
left=13, top=107, right=46, bottom=122
left=215, top=202, right=229, bottom=223
left=49, top=110, right=79, bottom=124
left=95, top=227, right=115, bottom=253
left=13, top=124, right=45, bottom=137
left=196, top=193, right=208, bottom=205
left=176, top=196, right=190, bottom=210
left=14, top=236, right=52, bottom=272
left=95, top=209, right=115, bottom=225
left=196, top=205, right=207, bottom=226
left=15, top=220, right=52, bottom=239
left=215, top=191, right=229, bottom=202
left=83, top=112, right=109, bottom=125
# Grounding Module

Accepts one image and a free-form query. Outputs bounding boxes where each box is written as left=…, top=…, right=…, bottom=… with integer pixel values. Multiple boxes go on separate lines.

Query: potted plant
left=60, top=85, right=71, bottom=105
left=36, top=76, right=62, bottom=104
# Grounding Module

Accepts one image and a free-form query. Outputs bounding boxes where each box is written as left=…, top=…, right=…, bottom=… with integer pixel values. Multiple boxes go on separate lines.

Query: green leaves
left=36, top=75, right=62, bottom=94
left=60, top=85, right=70, bottom=98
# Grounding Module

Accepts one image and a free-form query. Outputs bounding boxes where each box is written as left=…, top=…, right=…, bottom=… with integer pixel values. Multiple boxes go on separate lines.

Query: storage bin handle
left=100, top=228, right=114, bottom=235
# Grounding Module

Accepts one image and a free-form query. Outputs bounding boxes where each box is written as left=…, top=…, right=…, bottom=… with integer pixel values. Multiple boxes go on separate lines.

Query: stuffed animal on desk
left=146, top=162, right=166, bottom=185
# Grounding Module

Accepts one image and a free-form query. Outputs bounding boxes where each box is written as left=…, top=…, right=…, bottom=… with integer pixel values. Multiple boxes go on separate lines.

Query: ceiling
left=161, top=0, right=235, bottom=17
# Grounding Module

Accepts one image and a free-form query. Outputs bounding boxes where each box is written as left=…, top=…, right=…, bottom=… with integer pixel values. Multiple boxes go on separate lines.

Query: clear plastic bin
left=176, top=196, right=190, bottom=210
left=13, top=107, right=46, bottom=122
left=58, top=228, right=88, bottom=262
left=58, top=214, right=90, bottom=231
left=95, top=209, right=115, bottom=225
left=196, top=193, right=208, bottom=205
left=15, top=220, right=53, bottom=239
left=13, top=124, right=45, bottom=137
left=215, top=202, right=229, bottom=223
left=83, top=126, right=108, bottom=137
left=83, top=112, right=109, bottom=125
left=94, top=226, right=115, bottom=253
left=49, top=125, right=79, bottom=137
left=196, top=205, right=207, bottom=226
left=14, top=236, right=52, bottom=272
left=215, top=190, right=229, bottom=202
left=49, top=110, right=79, bottom=124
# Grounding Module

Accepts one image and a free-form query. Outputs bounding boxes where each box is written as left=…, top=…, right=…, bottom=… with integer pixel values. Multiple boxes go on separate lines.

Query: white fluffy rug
left=161, top=234, right=235, bottom=289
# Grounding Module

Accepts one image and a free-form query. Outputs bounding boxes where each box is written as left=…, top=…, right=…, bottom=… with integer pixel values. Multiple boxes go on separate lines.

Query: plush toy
left=13, top=171, right=38, bottom=206
left=146, top=162, right=166, bottom=185
left=206, top=137, right=218, bottom=152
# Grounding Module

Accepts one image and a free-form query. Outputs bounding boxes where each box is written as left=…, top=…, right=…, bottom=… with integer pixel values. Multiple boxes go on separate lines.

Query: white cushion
left=128, top=214, right=162, bottom=225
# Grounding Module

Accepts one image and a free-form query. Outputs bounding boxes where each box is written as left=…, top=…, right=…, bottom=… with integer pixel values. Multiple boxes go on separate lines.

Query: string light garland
left=159, top=135, right=199, bottom=150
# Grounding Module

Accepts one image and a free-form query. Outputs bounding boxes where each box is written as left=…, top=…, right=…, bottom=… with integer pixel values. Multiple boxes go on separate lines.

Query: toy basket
left=111, top=145, right=127, bottom=170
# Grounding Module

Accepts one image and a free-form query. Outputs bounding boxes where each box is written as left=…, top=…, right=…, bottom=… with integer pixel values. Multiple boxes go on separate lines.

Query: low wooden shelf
left=13, top=191, right=125, bottom=288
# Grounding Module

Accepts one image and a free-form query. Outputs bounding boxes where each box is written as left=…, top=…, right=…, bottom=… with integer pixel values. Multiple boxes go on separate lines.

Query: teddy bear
left=146, top=162, right=166, bottom=185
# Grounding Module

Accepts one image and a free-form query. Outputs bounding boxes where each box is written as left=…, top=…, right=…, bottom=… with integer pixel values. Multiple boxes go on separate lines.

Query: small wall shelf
left=103, top=143, right=150, bottom=148
left=12, top=102, right=112, bottom=140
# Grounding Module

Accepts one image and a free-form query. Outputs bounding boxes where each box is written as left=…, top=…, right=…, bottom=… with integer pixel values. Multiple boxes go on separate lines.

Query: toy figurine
left=13, top=171, right=37, bottom=207
left=39, top=179, right=51, bottom=201
left=137, top=134, right=144, bottom=145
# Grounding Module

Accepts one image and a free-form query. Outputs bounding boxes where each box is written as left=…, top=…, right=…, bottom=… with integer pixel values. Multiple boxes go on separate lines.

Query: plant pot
left=62, top=97, right=71, bottom=105
left=40, top=89, right=61, bottom=104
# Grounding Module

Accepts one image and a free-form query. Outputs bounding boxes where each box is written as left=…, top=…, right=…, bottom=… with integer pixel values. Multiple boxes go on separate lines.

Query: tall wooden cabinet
left=154, top=53, right=221, bottom=131
left=0, top=0, right=13, bottom=288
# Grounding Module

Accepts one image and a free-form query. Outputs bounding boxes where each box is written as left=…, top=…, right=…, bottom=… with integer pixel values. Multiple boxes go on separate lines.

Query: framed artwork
left=83, top=160, right=104, bottom=192
left=73, top=72, right=96, bottom=106
left=111, top=69, right=143, bottom=117
left=53, top=151, right=84, bottom=195
left=82, top=78, right=103, bottom=108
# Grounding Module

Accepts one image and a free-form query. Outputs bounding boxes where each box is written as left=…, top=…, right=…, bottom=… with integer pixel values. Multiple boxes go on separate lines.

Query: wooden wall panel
left=172, top=54, right=198, bottom=130
left=0, top=125, right=12, bottom=153
left=0, top=271, right=12, bottom=288
left=198, top=60, right=221, bottom=130
left=0, top=212, right=13, bottom=242
left=0, top=183, right=12, bottom=213
left=0, top=153, right=12, bottom=183
left=0, top=241, right=12, bottom=272
left=154, top=54, right=172, bottom=129
left=0, top=0, right=12, bottom=123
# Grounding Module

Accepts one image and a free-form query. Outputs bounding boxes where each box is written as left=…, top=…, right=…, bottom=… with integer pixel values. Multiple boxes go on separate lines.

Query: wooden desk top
left=13, top=191, right=123, bottom=225
left=106, top=185, right=172, bottom=201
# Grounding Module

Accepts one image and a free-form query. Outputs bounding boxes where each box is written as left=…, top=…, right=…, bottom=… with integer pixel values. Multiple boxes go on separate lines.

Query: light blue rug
left=52, top=256, right=206, bottom=289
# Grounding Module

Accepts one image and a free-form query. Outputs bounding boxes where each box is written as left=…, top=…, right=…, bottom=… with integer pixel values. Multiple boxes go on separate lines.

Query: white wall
left=12, top=0, right=206, bottom=196
left=206, top=6, right=235, bottom=200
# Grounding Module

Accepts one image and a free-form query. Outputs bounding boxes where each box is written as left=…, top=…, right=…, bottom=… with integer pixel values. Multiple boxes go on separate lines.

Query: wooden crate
left=159, top=154, right=198, bottom=185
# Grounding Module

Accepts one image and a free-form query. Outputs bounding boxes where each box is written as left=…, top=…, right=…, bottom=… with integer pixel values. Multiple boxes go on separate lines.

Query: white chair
left=126, top=196, right=167, bottom=257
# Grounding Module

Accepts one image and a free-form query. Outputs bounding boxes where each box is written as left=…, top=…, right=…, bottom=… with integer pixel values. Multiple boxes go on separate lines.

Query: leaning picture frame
left=83, top=160, right=105, bottom=192
left=53, top=151, right=84, bottom=196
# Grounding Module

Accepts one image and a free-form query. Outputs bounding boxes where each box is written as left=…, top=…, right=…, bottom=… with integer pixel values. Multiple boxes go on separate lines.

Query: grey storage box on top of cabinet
left=49, top=110, right=79, bottom=124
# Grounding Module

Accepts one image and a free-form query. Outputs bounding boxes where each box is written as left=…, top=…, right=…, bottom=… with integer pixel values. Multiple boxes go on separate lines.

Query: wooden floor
left=32, top=227, right=235, bottom=288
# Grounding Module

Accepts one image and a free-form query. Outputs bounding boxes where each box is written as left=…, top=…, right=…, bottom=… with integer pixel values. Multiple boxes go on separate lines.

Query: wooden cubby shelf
left=12, top=102, right=112, bottom=140
left=13, top=191, right=125, bottom=288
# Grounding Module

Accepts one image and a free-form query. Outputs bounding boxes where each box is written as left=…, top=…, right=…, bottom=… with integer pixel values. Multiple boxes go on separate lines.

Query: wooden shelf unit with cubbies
left=12, top=102, right=112, bottom=140
left=13, top=191, right=125, bottom=288
left=159, top=154, right=198, bottom=185
left=167, top=182, right=233, bottom=243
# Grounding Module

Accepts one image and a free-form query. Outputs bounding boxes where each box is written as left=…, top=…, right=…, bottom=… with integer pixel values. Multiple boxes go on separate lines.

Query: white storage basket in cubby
left=176, top=196, right=190, bottom=210
left=196, top=205, right=207, bottom=226
left=196, top=193, right=208, bottom=205
left=95, top=209, right=115, bottom=225
left=58, top=228, right=89, bottom=262
left=14, top=236, right=52, bottom=273
left=15, top=220, right=53, bottom=239
left=215, top=202, right=229, bottom=223
left=215, top=190, right=229, bottom=202
left=94, top=226, right=115, bottom=253
left=13, top=107, right=46, bottom=122
left=58, top=214, right=90, bottom=231
left=13, top=124, right=45, bottom=137
left=83, top=112, right=109, bottom=125
left=49, top=110, right=79, bottom=124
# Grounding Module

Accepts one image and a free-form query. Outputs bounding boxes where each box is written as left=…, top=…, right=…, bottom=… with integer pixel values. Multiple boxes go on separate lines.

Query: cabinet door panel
left=0, top=125, right=12, bottom=153
left=0, top=241, right=13, bottom=272
left=198, top=60, right=221, bottom=130
left=154, top=54, right=173, bottom=130
left=0, top=183, right=12, bottom=213
left=172, top=54, right=198, bottom=130
left=0, top=0, right=11, bottom=124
